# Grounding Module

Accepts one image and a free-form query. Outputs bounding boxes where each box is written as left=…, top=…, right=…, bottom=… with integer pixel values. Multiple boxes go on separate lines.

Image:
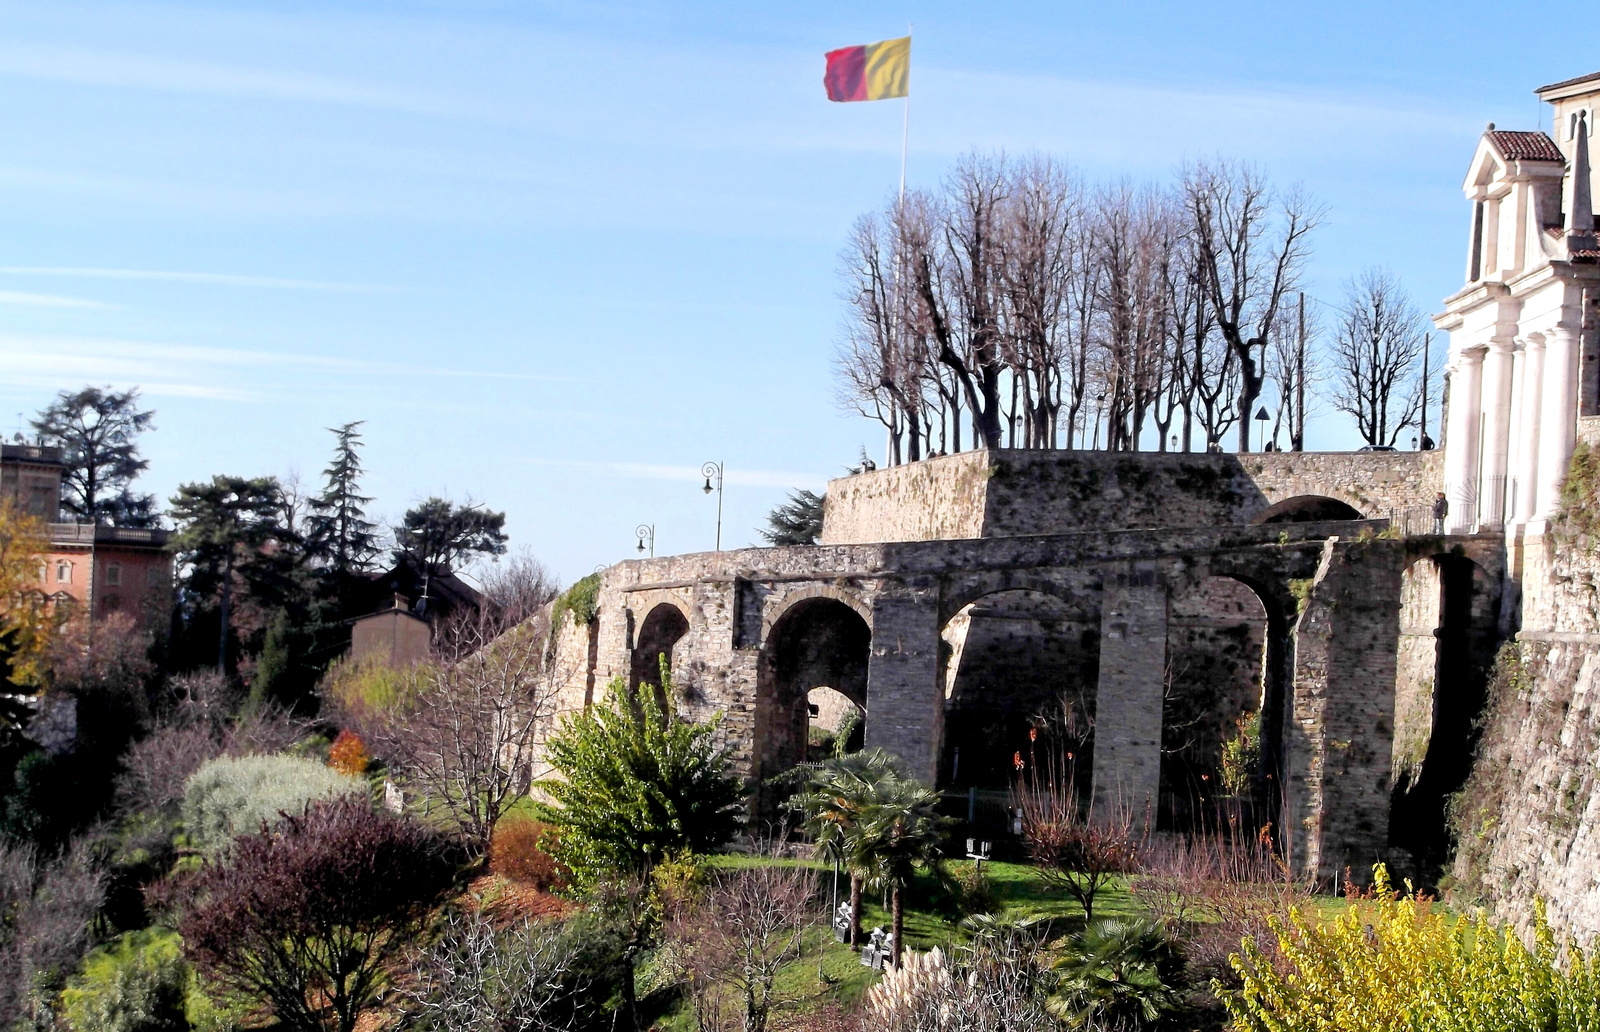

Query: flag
left=823, top=36, right=910, bottom=102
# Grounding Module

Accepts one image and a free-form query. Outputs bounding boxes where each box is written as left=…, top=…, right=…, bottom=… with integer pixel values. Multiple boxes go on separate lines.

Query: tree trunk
left=217, top=556, right=233, bottom=672
left=891, top=885, right=905, bottom=968
left=849, top=873, right=863, bottom=950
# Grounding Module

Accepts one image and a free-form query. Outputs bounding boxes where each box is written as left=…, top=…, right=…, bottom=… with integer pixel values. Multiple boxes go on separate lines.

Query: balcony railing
left=47, top=523, right=169, bottom=547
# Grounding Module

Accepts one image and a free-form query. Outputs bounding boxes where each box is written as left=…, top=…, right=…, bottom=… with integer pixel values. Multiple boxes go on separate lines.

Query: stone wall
left=822, top=449, right=1444, bottom=544
left=1285, top=538, right=1404, bottom=884
left=1451, top=531, right=1600, bottom=940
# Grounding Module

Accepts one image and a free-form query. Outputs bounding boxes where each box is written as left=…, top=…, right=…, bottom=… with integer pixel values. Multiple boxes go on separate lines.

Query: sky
left=0, top=0, right=1593, bottom=583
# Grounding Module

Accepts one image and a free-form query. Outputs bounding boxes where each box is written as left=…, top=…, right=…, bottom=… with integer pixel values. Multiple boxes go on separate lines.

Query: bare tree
left=0, top=838, right=106, bottom=1028
left=670, top=849, right=817, bottom=1032
left=1268, top=295, right=1323, bottom=451
left=1181, top=161, right=1320, bottom=452
left=997, top=156, right=1081, bottom=449
left=366, top=607, right=562, bottom=858
left=916, top=155, right=1011, bottom=451
left=478, top=548, right=560, bottom=630
left=1330, top=268, right=1427, bottom=447
left=404, top=911, right=597, bottom=1032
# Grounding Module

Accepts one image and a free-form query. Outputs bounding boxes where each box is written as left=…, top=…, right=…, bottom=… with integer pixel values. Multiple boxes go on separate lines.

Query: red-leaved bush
left=326, top=729, right=370, bottom=776
left=176, top=796, right=454, bottom=1032
left=489, top=818, right=568, bottom=890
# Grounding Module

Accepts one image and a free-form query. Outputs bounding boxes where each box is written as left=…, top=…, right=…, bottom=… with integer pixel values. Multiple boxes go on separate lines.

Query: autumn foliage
left=326, top=729, right=370, bottom=776
left=489, top=818, right=568, bottom=891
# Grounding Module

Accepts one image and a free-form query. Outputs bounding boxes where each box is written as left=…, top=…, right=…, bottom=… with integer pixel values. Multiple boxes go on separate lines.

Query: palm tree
left=1049, top=916, right=1183, bottom=1027
left=853, top=776, right=952, bottom=968
left=793, top=749, right=901, bottom=949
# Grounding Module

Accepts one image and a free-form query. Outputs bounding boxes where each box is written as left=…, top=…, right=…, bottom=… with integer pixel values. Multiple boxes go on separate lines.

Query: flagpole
left=898, top=27, right=911, bottom=207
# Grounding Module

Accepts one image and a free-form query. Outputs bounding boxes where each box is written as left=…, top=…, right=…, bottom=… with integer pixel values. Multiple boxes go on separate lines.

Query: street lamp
left=701, top=461, right=724, bottom=552
left=1254, top=407, right=1271, bottom=452
left=635, top=524, right=655, bottom=557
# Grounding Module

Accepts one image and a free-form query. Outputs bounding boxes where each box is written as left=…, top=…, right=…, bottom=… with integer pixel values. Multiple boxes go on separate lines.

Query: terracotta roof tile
left=1487, top=130, right=1565, bottom=162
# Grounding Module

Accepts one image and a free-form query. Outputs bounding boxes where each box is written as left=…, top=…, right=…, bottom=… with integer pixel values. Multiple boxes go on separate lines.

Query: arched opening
left=1254, top=495, right=1365, bottom=524
left=1162, top=576, right=1273, bottom=832
left=806, top=686, right=864, bottom=761
left=755, top=598, right=871, bottom=798
left=1389, top=553, right=1500, bottom=883
left=940, top=589, right=1099, bottom=791
left=631, top=603, right=689, bottom=700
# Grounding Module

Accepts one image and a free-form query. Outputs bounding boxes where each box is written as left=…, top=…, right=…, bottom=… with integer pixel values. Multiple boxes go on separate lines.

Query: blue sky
left=0, top=0, right=1591, bottom=582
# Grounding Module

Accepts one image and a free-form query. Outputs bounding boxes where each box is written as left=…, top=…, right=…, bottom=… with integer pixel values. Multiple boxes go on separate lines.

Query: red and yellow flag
left=823, top=36, right=910, bottom=102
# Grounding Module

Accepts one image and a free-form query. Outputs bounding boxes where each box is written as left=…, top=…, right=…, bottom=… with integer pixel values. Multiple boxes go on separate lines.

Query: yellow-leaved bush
left=1223, top=865, right=1600, bottom=1032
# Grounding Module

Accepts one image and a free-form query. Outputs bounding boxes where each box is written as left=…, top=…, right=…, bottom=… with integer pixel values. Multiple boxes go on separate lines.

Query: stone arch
left=938, top=587, right=1099, bottom=789
left=754, top=597, right=872, bottom=796
left=630, top=601, right=690, bottom=698
left=1163, top=574, right=1272, bottom=831
left=1389, top=550, right=1501, bottom=881
left=761, top=583, right=872, bottom=640
left=1252, top=495, right=1365, bottom=524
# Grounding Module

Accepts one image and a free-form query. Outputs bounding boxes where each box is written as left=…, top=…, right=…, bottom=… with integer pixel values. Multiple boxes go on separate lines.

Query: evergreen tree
left=168, top=476, right=295, bottom=672
left=305, top=422, right=379, bottom=577
left=394, top=497, right=507, bottom=573
left=536, top=667, right=744, bottom=883
left=31, top=386, right=157, bottom=526
left=759, top=489, right=824, bottom=546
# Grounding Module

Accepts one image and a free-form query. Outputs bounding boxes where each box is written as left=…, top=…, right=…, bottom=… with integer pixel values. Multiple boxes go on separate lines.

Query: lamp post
left=1254, top=407, right=1271, bottom=452
left=635, top=524, right=655, bottom=558
left=701, top=461, right=724, bottom=552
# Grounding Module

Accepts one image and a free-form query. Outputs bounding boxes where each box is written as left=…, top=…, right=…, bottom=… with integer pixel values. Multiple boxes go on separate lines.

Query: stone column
left=1090, top=563, right=1167, bottom=820
left=1534, top=321, right=1581, bottom=522
left=1443, top=346, right=1485, bottom=532
left=1478, top=336, right=1515, bottom=528
left=863, top=593, right=944, bottom=785
left=1514, top=334, right=1545, bottom=524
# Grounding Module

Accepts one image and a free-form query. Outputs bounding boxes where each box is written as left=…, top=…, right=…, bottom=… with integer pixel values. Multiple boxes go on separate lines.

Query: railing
left=1477, top=474, right=1508, bottom=530
left=1388, top=506, right=1437, bottom=537
left=47, top=523, right=169, bottom=546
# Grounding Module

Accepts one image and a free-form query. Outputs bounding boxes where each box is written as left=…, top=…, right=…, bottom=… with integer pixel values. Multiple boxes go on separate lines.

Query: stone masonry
left=541, top=448, right=1488, bottom=886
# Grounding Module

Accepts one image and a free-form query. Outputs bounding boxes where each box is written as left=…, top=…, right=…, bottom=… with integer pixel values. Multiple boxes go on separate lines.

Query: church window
left=106, top=562, right=122, bottom=586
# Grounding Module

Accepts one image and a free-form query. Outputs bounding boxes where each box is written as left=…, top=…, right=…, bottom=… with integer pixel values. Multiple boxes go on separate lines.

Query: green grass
left=650, top=855, right=1140, bottom=1028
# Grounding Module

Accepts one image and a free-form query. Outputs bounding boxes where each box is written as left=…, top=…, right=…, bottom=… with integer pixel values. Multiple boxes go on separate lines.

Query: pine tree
left=31, top=386, right=157, bottom=526
left=305, top=422, right=380, bottom=577
left=760, top=489, right=824, bottom=546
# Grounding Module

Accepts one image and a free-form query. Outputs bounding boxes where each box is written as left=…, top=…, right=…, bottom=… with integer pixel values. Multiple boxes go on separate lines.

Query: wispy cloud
left=0, top=332, right=573, bottom=402
left=0, top=266, right=391, bottom=293
left=0, top=289, right=113, bottom=309
left=0, top=44, right=459, bottom=117
left=520, top=457, right=826, bottom=489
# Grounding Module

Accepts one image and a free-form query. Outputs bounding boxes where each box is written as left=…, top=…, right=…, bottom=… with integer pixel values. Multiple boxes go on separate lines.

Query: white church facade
left=1435, top=72, right=1600, bottom=537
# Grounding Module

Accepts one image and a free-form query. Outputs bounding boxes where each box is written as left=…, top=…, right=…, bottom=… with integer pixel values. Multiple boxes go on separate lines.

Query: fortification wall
left=1452, top=530, right=1600, bottom=940
left=821, top=449, right=1444, bottom=544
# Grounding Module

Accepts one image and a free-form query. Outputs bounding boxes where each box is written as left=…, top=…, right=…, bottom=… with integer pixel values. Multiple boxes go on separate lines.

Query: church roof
left=1486, top=130, right=1564, bottom=163
left=1538, top=71, right=1600, bottom=95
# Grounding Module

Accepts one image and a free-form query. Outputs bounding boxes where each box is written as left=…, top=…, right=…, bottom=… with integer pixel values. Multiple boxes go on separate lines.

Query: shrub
left=1049, top=917, right=1183, bottom=1027
left=0, top=838, right=106, bottom=1029
left=490, top=818, right=567, bottom=890
left=866, top=939, right=1056, bottom=1032
left=178, top=796, right=455, bottom=1032
left=1225, top=865, right=1600, bottom=1032
left=317, top=656, right=430, bottom=726
left=536, top=673, right=744, bottom=883
left=59, top=929, right=188, bottom=1032
left=326, top=730, right=369, bottom=777
left=182, top=753, right=361, bottom=854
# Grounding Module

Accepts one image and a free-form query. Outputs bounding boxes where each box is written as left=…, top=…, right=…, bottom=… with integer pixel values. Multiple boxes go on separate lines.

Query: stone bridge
left=544, top=449, right=1501, bottom=884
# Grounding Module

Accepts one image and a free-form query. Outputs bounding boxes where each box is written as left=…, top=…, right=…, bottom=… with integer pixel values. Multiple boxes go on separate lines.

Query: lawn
left=649, top=857, right=1139, bottom=1028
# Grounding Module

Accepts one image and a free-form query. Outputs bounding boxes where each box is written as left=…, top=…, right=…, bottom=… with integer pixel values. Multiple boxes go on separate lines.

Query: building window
left=55, top=561, right=71, bottom=584
left=106, top=562, right=122, bottom=586
left=146, top=565, right=164, bottom=587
